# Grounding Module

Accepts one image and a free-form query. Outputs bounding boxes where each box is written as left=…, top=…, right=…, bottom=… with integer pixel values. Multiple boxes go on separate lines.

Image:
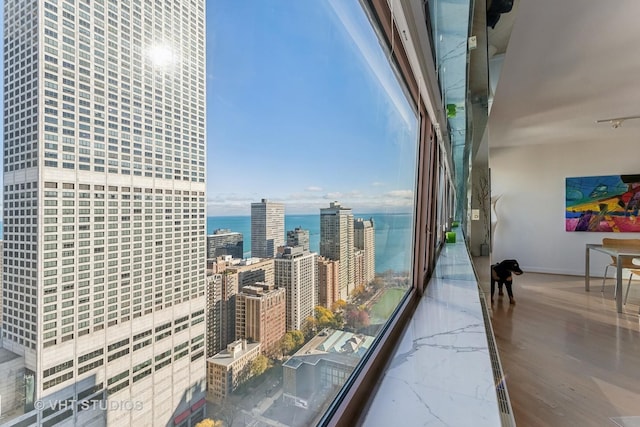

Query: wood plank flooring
left=473, top=257, right=640, bottom=427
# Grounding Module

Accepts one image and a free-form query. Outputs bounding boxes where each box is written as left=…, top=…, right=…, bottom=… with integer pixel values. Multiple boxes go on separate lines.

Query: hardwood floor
left=474, top=257, right=640, bottom=427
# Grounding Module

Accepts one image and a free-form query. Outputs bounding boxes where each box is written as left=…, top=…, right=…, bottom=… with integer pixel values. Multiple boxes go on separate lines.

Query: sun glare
left=148, top=44, right=176, bottom=68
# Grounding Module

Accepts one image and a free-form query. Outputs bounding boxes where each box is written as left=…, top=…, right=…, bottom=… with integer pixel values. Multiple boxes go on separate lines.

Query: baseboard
left=520, top=266, right=588, bottom=277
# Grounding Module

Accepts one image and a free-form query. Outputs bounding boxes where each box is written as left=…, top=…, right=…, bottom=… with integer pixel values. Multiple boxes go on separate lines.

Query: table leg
left=616, top=255, right=623, bottom=313
left=585, top=246, right=590, bottom=291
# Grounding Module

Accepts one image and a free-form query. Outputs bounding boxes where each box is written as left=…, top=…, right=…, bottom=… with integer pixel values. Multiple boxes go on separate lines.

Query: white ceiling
left=488, top=0, right=640, bottom=149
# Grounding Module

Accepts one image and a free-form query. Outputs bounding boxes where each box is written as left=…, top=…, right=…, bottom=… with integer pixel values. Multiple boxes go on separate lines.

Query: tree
left=217, top=400, right=236, bottom=427
left=345, top=307, right=370, bottom=330
left=302, top=315, right=317, bottom=338
left=314, top=305, right=335, bottom=327
left=371, top=277, right=385, bottom=290
left=280, top=330, right=306, bottom=355
left=290, top=330, right=305, bottom=348
left=251, top=354, right=270, bottom=376
left=331, top=299, right=346, bottom=312
left=280, top=333, right=295, bottom=355
left=195, top=419, right=223, bottom=427
left=313, top=305, right=344, bottom=329
left=351, top=284, right=366, bottom=299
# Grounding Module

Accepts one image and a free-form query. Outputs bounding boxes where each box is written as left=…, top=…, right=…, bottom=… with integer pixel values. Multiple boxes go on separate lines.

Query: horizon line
left=207, top=212, right=413, bottom=218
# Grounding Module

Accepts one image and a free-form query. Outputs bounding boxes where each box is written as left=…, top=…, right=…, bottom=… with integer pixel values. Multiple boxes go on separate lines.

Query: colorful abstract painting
left=566, top=174, right=640, bottom=232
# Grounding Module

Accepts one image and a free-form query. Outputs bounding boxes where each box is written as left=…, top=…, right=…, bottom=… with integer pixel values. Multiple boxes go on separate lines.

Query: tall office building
left=287, top=227, right=310, bottom=252
left=207, top=229, right=244, bottom=259
left=354, top=218, right=375, bottom=285
left=251, top=199, right=285, bottom=258
left=320, top=202, right=354, bottom=300
left=2, top=0, right=206, bottom=425
left=275, top=247, right=318, bottom=331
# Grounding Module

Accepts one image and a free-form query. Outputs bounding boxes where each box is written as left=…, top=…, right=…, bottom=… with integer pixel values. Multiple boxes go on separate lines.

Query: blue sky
left=206, top=1, right=418, bottom=215
left=0, top=1, right=418, bottom=217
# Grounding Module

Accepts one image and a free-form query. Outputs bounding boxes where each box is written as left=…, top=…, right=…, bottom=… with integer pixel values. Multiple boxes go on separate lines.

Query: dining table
left=585, top=243, right=640, bottom=313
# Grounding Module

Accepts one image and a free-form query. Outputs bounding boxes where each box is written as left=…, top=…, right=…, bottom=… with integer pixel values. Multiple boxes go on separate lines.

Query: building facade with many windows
left=274, top=246, right=318, bottom=332
left=235, top=282, right=286, bottom=356
left=250, top=199, right=284, bottom=258
left=320, top=202, right=354, bottom=300
left=317, top=256, right=340, bottom=309
left=354, top=218, right=375, bottom=285
left=2, top=0, right=206, bottom=425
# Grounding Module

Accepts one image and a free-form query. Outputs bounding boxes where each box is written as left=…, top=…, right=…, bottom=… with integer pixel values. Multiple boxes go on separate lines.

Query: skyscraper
left=354, top=218, right=375, bottom=285
left=320, top=202, right=354, bottom=300
left=2, top=0, right=206, bottom=425
left=251, top=199, right=285, bottom=258
left=275, top=247, right=318, bottom=331
left=287, top=227, right=310, bottom=252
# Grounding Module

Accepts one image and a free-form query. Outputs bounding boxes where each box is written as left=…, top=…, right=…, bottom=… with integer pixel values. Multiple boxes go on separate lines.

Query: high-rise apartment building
left=353, top=249, right=365, bottom=288
left=251, top=199, right=285, bottom=258
left=235, top=282, right=286, bottom=356
left=216, top=263, right=239, bottom=356
left=275, top=246, right=318, bottom=331
left=317, top=257, right=340, bottom=309
left=1, top=0, right=206, bottom=425
left=320, top=202, right=354, bottom=300
left=354, top=218, right=375, bottom=285
left=208, top=257, right=275, bottom=355
left=207, top=229, right=244, bottom=259
left=206, top=270, right=224, bottom=358
left=287, top=227, right=309, bottom=252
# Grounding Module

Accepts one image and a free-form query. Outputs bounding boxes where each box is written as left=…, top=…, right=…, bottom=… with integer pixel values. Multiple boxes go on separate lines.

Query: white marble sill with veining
left=361, top=241, right=501, bottom=426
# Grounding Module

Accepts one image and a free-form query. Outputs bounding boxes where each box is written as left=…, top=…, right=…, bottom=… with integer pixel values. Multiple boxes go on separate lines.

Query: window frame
left=318, top=0, right=452, bottom=424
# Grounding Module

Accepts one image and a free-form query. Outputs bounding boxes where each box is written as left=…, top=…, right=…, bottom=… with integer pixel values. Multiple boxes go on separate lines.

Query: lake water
left=208, top=213, right=414, bottom=273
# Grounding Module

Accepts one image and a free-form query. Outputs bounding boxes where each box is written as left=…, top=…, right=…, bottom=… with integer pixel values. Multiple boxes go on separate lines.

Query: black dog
left=491, top=259, right=523, bottom=304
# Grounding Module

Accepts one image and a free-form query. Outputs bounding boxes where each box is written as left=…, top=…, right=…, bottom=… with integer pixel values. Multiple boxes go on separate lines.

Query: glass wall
left=427, top=0, right=472, bottom=225
left=0, top=1, right=458, bottom=426
left=205, top=1, right=420, bottom=425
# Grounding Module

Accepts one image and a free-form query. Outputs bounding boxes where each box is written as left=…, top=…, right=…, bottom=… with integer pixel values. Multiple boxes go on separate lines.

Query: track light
left=595, top=115, right=640, bottom=128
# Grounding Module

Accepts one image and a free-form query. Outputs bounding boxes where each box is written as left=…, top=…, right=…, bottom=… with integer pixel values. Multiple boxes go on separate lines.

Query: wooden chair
left=623, top=262, right=640, bottom=305
left=599, top=238, right=640, bottom=298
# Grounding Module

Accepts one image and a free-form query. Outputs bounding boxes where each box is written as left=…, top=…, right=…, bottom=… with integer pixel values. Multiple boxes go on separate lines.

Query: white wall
left=469, top=164, right=490, bottom=256
left=490, top=138, right=640, bottom=276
